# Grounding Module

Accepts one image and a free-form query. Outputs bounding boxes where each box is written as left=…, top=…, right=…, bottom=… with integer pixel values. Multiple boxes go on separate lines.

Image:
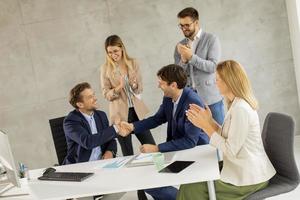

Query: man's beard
left=184, top=29, right=195, bottom=38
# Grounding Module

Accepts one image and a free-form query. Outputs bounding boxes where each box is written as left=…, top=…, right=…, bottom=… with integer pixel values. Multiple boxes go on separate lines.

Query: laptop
left=38, top=172, right=94, bottom=182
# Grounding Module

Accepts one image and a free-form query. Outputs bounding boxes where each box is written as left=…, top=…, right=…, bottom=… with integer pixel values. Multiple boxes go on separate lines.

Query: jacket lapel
left=76, top=110, right=92, bottom=134
left=170, top=89, right=187, bottom=137
left=174, top=88, right=187, bottom=119
left=94, top=112, right=103, bottom=133
left=195, top=31, right=204, bottom=53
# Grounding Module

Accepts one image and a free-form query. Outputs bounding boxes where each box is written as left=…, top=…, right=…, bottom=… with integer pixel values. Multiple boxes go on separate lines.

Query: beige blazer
left=210, top=98, right=276, bottom=186
left=100, top=59, right=149, bottom=124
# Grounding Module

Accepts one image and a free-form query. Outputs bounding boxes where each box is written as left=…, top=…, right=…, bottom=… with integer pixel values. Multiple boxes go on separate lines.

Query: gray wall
left=0, top=0, right=299, bottom=169
left=286, top=0, right=300, bottom=105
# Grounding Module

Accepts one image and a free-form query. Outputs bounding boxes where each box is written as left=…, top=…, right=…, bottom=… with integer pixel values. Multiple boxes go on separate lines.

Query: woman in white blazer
left=177, top=60, right=276, bottom=200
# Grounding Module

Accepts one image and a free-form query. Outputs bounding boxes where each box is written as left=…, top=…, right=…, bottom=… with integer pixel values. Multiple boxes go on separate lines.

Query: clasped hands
left=177, top=43, right=193, bottom=63
left=116, top=75, right=138, bottom=92
left=115, top=121, right=159, bottom=153
left=186, top=104, right=216, bottom=137
left=115, top=121, right=134, bottom=137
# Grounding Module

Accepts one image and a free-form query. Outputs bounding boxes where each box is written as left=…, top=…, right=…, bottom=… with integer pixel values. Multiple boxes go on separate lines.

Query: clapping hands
left=177, top=43, right=192, bottom=63
left=186, top=104, right=215, bottom=136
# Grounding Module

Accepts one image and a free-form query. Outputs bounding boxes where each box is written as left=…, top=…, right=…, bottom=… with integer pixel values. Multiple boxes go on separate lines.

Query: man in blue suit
left=63, top=82, right=121, bottom=165
left=120, top=64, right=209, bottom=200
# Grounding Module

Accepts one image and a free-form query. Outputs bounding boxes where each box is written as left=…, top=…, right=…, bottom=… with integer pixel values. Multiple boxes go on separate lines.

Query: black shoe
left=137, top=190, right=148, bottom=200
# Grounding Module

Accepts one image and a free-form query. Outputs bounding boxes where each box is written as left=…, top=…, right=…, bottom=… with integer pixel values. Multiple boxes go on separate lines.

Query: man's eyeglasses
left=178, top=21, right=195, bottom=29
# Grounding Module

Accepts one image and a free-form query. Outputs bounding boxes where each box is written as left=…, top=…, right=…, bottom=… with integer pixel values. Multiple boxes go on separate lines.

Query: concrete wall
left=0, top=0, right=299, bottom=169
left=286, top=0, right=300, bottom=106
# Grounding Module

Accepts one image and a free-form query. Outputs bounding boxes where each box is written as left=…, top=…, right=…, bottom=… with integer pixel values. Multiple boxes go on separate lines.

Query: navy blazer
left=63, top=110, right=117, bottom=164
left=133, top=87, right=209, bottom=152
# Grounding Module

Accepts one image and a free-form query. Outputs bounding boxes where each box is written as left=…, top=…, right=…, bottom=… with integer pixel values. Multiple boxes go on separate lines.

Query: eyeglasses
left=178, top=21, right=195, bottom=29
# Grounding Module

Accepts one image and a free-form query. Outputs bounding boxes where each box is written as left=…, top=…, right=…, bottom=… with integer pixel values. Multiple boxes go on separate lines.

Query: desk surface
left=6, top=145, right=220, bottom=200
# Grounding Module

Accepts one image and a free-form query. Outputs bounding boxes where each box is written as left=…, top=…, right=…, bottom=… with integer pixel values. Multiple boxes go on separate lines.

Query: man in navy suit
left=120, top=64, right=209, bottom=200
left=63, top=82, right=122, bottom=165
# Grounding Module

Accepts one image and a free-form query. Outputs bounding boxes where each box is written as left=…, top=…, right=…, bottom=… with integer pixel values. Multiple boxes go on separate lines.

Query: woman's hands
left=186, top=104, right=216, bottom=137
left=129, top=77, right=138, bottom=89
left=115, top=75, right=125, bottom=93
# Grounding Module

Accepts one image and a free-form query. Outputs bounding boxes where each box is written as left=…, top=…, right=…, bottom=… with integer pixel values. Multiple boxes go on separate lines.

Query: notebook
left=125, top=152, right=176, bottom=167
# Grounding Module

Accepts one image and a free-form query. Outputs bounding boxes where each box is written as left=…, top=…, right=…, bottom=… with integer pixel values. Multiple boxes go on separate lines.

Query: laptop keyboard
left=39, top=172, right=94, bottom=182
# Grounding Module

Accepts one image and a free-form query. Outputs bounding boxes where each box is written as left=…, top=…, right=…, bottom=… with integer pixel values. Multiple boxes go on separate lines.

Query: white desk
left=5, top=145, right=220, bottom=200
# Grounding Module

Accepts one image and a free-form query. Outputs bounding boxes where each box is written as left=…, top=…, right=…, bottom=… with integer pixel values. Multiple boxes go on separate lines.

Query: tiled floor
left=120, top=136, right=300, bottom=200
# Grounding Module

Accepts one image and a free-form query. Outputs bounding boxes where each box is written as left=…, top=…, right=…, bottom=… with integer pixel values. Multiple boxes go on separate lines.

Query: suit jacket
left=101, top=59, right=149, bottom=124
left=210, top=98, right=275, bottom=186
left=174, top=30, right=222, bottom=105
left=63, top=110, right=117, bottom=164
left=133, top=87, right=209, bottom=152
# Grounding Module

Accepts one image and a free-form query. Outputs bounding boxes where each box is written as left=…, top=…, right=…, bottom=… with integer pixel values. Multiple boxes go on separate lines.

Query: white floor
left=120, top=136, right=300, bottom=200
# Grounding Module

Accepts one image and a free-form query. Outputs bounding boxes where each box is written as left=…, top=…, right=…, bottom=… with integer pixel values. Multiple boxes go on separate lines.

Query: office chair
left=246, top=112, right=300, bottom=200
left=49, top=116, right=67, bottom=165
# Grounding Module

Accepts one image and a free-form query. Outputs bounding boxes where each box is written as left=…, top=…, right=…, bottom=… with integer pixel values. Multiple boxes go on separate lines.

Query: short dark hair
left=69, top=82, right=91, bottom=109
left=177, top=7, right=199, bottom=21
left=157, top=64, right=187, bottom=89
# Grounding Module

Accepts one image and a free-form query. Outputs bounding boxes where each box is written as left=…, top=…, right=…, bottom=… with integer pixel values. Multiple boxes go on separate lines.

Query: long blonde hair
left=217, top=60, right=258, bottom=110
left=102, top=35, right=134, bottom=77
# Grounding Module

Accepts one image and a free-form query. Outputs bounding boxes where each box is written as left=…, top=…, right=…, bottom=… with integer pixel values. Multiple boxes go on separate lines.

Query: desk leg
left=207, top=181, right=216, bottom=200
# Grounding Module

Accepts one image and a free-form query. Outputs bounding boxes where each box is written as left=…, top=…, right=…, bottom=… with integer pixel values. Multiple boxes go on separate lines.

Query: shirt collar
left=80, top=111, right=94, bottom=121
left=195, top=28, right=202, bottom=40
left=173, top=90, right=183, bottom=105
left=190, top=28, right=202, bottom=41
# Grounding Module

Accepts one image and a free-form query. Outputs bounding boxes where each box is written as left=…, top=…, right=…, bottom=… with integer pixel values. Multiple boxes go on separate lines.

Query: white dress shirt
left=210, top=97, right=276, bottom=186
left=80, top=112, right=102, bottom=161
left=187, top=29, right=202, bottom=89
left=190, top=28, right=202, bottom=53
left=172, top=90, right=183, bottom=117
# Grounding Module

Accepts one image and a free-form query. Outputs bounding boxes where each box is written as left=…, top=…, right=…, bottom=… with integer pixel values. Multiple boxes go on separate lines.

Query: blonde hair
left=102, top=35, right=134, bottom=77
left=217, top=60, right=258, bottom=110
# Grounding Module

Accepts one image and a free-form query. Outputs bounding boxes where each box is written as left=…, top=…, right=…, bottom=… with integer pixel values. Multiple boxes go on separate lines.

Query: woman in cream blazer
left=177, top=60, right=276, bottom=200
left=100, top=35, right=155, bottom=158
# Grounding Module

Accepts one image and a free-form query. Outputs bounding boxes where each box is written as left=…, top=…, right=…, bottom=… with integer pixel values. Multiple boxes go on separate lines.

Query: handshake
left=115, top=121, right=134, bottom=137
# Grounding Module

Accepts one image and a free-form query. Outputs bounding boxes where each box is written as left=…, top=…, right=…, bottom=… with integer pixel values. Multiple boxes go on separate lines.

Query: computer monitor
left=0, top=130, right=27, bottom=197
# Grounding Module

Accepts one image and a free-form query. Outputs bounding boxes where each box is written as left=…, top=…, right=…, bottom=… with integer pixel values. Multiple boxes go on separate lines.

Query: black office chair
left=49, top=117, right=67, bottom=165
left=246, top=112, right=300, bottom=199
